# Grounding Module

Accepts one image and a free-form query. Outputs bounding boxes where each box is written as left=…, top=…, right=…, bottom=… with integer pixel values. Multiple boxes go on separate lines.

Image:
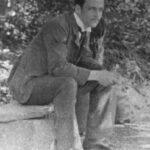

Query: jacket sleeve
left=78, top=18, right=106, bottom=70
left=42, top=18, right=90, bottom=85
left=96, top=37, right=105, bottom=66
left=77, top=32, right=104, bottom=70
left=77, top=46, right=104, bottom=70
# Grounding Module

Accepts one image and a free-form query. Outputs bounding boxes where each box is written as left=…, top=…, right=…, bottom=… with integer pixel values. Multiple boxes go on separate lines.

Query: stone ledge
left=0, top=119, right=55, bottom=150
left=0, top=101, right=54, bottom=122
left=0, top=101, right=83, bottom=150
left=0, top=101, right=55, bottom=150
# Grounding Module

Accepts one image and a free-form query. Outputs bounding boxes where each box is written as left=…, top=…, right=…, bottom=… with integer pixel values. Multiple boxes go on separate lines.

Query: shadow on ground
left=101, top=121, right=150, bottom=150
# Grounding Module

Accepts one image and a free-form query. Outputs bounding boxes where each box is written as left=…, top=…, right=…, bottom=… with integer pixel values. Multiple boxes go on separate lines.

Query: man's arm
left=82, top=17, right=106, bottom=68
left=42, top=17, right=90, bottom=86
left=77, top=32, right=104, bottom=70
left=96, top=36, right=105, bottom=66
left=42, top=16, right=118, bottom=87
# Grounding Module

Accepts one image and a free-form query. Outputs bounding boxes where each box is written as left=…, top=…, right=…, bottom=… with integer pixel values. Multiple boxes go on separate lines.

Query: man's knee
left=62, top=77, right=77, bottom=92
left=54, top=77, right=77, bottom=117
left=57, top=77, right=77, bottom=104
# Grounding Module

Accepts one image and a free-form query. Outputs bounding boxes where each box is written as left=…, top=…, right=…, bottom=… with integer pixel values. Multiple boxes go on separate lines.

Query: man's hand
left=88, top=70, right=119, bottom=86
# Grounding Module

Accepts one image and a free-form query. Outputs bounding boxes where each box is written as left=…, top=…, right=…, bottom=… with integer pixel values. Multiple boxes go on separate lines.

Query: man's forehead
left=84, top=0, right=104, bottom=7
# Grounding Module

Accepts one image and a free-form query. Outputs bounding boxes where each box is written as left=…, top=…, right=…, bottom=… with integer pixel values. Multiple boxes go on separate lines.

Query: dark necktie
left=78, top=26, right=87, bottom=46
left=80, top=31, right=87, bottom=49
left=76, top=29, right=91, bottom=64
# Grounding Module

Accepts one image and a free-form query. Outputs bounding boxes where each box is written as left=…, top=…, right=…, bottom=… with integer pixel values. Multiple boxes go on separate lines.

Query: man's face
left=78, top=0, right=104, bottom=28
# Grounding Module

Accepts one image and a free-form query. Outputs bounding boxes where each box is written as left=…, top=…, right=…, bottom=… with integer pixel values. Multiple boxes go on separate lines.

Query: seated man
left=8, top=0, right=119, bottom=150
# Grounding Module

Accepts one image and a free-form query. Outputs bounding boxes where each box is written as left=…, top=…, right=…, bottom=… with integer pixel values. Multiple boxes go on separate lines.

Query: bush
left=0, top=0, right=150, bottom=80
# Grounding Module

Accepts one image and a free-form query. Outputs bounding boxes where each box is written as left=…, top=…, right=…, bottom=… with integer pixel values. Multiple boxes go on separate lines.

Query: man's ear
left=75, top=4, right=81, bottom=15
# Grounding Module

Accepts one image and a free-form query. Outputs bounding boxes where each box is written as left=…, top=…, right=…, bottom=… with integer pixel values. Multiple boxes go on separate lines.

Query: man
left=8, top=0, right=118, bottom=150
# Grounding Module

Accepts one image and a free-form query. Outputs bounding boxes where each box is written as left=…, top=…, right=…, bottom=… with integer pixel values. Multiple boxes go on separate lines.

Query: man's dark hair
left=74, top=0, right=86, bottom=8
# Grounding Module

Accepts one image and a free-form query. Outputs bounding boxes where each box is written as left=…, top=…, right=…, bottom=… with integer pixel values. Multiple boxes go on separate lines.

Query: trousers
left=23, top=75, right=117, bottom=150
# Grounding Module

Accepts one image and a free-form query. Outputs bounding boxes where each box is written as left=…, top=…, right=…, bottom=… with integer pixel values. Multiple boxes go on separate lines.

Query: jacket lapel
left=74, top=28, right=80, bottom=48
left=65, top=13, right=83, bottom=64
left=69, top=13, right=81, bottom=48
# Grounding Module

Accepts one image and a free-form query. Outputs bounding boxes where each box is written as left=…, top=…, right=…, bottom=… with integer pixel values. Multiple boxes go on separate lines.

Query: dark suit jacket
left=8, top=13, right=103, bottom=104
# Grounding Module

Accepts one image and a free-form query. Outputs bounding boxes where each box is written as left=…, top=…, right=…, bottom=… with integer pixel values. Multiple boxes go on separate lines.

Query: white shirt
left=74, top=13, right=91, bottom=33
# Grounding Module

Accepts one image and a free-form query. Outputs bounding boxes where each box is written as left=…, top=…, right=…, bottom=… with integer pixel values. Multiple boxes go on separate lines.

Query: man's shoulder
left=39, top=12, right=76, bottom=38
left=44, top=13, right=71, bottom=29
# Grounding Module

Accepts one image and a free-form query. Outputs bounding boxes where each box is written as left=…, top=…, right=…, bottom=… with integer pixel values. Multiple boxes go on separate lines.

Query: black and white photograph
left=0, top=0, right=150, bottom=150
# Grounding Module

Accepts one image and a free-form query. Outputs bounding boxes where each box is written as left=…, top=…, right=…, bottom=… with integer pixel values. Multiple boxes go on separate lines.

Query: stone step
left=0, top=119, right=55, bottom=150
left=0, top=101, right=55, bottom=150
left=0, top=101, right=82, bottom=150
left=0, top=101, right=54, bottom=122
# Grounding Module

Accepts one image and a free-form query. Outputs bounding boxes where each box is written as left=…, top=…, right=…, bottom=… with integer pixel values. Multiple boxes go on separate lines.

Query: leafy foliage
left=1, top=0, right=149, bottom=79
left=0, top=0, right=150, bottom=104
left=0, top=0, right=74, bottom=50
left=104, top=0, right=150, bottom=80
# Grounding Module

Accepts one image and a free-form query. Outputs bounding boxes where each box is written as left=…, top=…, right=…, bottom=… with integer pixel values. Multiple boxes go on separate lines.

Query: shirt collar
left=74, top=12, right=91, bottom=32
